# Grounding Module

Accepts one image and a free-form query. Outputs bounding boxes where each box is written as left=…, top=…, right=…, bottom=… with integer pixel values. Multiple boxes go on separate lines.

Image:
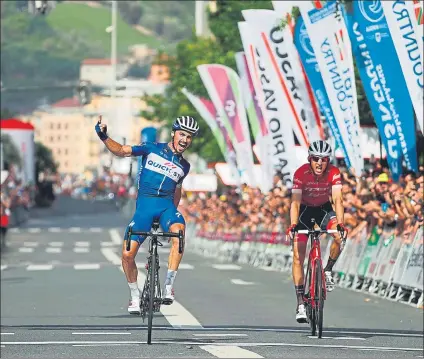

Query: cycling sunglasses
left=311, top=156, right=329, bottom=163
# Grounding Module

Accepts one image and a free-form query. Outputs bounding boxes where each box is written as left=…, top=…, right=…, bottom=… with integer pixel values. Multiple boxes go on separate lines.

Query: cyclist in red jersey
left=286, top=140, right=347, bottom=323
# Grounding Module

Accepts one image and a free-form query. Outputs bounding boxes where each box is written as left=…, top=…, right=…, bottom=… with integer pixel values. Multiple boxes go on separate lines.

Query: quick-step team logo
left=145, top=153, right=184, bottom=183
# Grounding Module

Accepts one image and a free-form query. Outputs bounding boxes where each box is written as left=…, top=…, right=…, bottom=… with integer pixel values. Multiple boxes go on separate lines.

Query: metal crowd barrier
left=186, top=222, right=423, bottom=309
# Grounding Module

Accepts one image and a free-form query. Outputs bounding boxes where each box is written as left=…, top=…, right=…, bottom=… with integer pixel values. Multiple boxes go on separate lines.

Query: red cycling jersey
left=292, top=163, right=342, bottom=207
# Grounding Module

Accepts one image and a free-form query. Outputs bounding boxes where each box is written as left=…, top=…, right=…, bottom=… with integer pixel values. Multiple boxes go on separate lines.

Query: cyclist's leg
left=122, top=205, right=154, bottom=305
left=159, top=202, right=185, bottom=303
left=293, top=205, right=311, bottom=307
left=320, top=206, right=339, bottom=290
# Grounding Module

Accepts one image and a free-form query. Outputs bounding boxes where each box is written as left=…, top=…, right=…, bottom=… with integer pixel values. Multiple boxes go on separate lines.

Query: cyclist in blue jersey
left=95, top=115, right=199, bottom=314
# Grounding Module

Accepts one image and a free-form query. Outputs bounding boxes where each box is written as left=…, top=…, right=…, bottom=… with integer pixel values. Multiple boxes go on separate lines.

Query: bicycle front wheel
left=314, top=260, right=324, bottom=338
left=147, top=250, right=156, bottom=345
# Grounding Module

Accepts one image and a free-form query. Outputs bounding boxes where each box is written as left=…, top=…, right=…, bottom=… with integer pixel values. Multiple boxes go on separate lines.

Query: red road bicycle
left=298, top=220, right=345, bottom=338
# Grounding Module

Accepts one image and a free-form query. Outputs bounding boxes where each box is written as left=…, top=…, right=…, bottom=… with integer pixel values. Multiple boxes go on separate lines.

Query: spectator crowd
left=182, top=163, right=424, bottom=241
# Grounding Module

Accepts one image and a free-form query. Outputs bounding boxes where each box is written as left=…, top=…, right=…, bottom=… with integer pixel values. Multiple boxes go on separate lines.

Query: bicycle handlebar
left=126, top=229, right=184, bottom=254
left=297, top=229, right=338, bottom=234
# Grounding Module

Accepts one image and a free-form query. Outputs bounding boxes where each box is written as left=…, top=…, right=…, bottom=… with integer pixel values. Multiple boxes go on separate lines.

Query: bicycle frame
left=124, top=220, right=184, bottom=345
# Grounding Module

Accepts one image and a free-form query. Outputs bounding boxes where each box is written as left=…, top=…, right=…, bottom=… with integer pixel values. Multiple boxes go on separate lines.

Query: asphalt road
left=1, top=200, right=423, bottom=358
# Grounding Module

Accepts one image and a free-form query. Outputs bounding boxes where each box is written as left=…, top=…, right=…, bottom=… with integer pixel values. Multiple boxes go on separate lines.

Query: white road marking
left=73, top=248, right=89, bottom=253
left=177, top=263, right=194, bottom=270
left=0, top=333, right=14, bottom=335
left=75, top=241, right=90, bottom=247
left=212, top=264, right=241, bottom=270
left=259, top=266, right=278, bottom=272
left=71, top=332, right=131, bottom=335
left=1, top=265, right=8, bottom=271
left=46, top=248, right=62, bottom=254
left=200, top=345, right=264, bottom=358
left=89, top=227, right=102, bottom=232
left=101, top=242, right=116, bottom=247
left=74, top=264, right=100, bottom=270
left=23, top=242, right=39, bottom=247
left=108, top=229, right=122, bottom=245
left=9, top=228, right=19, bottom=233
left=193, top=334, right=248, bottom=337
left=1, top=341, right=422, bottom=352
left=72, top=344, right=133, bottom=347
left=69, top=227, right=81, bottom=233
left=28, top=228, right=41, bottom=233
left=49, top=242, right=64, bottom=247
left=27, top=264, right=53, bottom=271
left=231, top=279, right=255, bottom=285
left=101, top=248, right=202, bottom=329
left=19, top=248, right=34, bottom=253
left=48, top=227, right=61, bottom=233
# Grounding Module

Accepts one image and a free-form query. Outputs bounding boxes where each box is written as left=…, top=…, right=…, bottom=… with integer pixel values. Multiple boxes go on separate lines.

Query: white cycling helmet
left=172, top=116, right=199, bottom=136
left=308, top=140, right=332, bottom=157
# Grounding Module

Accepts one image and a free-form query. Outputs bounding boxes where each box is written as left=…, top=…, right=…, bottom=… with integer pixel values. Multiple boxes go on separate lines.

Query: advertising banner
left=348, top=0, right=418, bottom=175
left=298, top=0, right=364, bottom=175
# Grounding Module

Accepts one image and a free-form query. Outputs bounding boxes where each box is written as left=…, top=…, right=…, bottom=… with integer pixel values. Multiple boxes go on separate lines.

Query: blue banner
left=294, top=15, right=352, bottom=168
left=346, top=0, right=417, bottom=180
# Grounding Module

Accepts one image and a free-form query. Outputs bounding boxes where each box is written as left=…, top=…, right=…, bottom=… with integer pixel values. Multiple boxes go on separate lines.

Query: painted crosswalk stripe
left=74, top=248, right=89, bottom=253
left=200, top=345, right=263, bottom=358
left=28, top=228, right=41, bottom=233
left=74, top=264, right=100, bottom=270
left=1, top=265, right=8, bottom=271
left=69, top=227, right=81, bottom=233
left=75, top=241, right=90, bottom=247
left=23, top=242, right=39, bottom=247
left=27, top=264, right=53, bottom=271
left=89, top=227, right=102, bottom=233
left=212, top=264, right=241, bottom=270
left=48, top=227, right=61, bottom=233
left=49, top=242, right=64, bottom=247
left=231, top=279, right=255, bottom=285
left=108, top=229, right=122, bottom=245
left=178, top=263, right=194, bottom=270
left=46, top=248, right=62, bottom=254
left=193, top=334, right=248, bottom=337
left=19, top=248, right=34, bottom=253
left=101, top=242, right=115, bottom=247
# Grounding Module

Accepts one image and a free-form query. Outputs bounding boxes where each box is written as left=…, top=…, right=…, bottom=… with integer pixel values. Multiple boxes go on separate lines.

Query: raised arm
left=95, top=116, right=148, bottom=157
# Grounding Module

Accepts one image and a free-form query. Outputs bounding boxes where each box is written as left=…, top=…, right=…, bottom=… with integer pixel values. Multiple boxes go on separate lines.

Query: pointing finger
left=98, top=115, right=102, bottom=124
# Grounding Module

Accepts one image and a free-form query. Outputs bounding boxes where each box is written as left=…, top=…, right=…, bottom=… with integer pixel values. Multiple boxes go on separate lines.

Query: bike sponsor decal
left=145, top=153, right=185, bottom=183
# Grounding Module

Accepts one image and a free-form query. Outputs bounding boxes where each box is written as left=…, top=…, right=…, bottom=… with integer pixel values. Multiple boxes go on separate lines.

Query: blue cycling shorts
left=124, top=197, right=185, bottom=244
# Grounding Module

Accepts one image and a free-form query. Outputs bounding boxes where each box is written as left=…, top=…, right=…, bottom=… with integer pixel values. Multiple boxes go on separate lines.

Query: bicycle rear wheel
left=314, top=260, right=324, bottom=338
left=147, top=248, right=156, bottom=345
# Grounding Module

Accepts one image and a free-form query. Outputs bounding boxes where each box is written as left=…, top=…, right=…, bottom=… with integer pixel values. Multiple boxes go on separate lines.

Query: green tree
left=0, top=108, right=15, bottom=118
left=1, top=133, right=22, bottom=168
left=35, top=142, right=57, bottom=182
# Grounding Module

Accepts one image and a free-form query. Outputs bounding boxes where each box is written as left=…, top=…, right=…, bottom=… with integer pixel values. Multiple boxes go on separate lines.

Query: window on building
left=64, top=161, right=68, bottom=168
left=65, top=149, right=68, bottom=155
left=58, top=123, right=61, bottom=130
left=58, top=135, right=61, bottom=141
left=50, top=123, right=53, bottom=129
left=57, top=149, right=61, bottom=155
left=64, top=123, right=68, bottom=130
left=50, top=136, right=54, bottom=142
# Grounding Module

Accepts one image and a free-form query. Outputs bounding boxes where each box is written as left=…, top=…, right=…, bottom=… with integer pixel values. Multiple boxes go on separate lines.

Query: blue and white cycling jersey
left=131, top=142, right=190, bottom=201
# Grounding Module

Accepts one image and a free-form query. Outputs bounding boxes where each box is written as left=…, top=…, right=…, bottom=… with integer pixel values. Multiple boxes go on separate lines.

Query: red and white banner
left=238, top=21, right=296, bottom=187
left=234, top=51, right=273, bottom=192
left=382, top=0, right=424, bottom=133
left=197, top=64, right=256, bottom=187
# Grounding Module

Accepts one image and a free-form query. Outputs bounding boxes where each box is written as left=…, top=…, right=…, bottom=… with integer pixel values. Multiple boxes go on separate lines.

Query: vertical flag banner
left=243, top=9, right=320, bottom=148
left=197, top=64, right=256, bottom=187
left=272, top=1, right=325, bottom=141
left=298, top=0, right=364, bottom=175
left=181, top=87, right=240, bottom=185
left=235, top=51, right=273, bottom=192
left=294, top=15, right=352, bottom=169
left=238, top=21, right=296, bottom=186
left=348, top=0, right=418, bottom=175
left=406, top=0, right=424, bottom=67
left=382, top=1, right=423, bottom=134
